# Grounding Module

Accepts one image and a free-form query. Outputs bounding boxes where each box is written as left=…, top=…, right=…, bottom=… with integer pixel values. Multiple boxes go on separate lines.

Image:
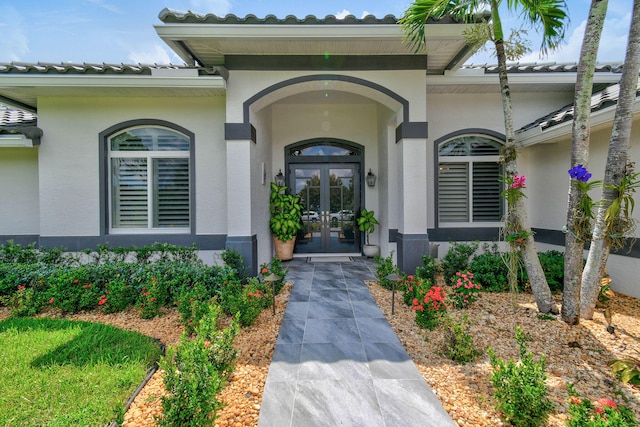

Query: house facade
left=0, top=9, right=638, bottom=296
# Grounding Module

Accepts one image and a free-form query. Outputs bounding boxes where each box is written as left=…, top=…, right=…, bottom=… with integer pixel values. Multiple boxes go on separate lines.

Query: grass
left=0, top=317, right=162, bottom=426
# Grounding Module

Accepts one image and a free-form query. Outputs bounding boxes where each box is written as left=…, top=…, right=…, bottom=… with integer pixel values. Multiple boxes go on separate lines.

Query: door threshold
left=292, top=253, right=361, bottom=258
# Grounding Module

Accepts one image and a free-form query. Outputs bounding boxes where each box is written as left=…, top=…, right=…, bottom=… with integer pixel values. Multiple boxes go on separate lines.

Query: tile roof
left=462, top=62, right=624, bottom=74
left=0, top=107, right=36, bottom=128
left=157, top=9, right=462, bottom=25
left=517, top=81, right=639, bottom=133
left=0, top=62, right=219, bottom=75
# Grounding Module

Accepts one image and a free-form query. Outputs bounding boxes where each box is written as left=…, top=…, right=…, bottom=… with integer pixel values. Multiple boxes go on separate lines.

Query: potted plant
left=269, top=182, right=303, bottom=260
left=357, top=208, right=380, bottom=258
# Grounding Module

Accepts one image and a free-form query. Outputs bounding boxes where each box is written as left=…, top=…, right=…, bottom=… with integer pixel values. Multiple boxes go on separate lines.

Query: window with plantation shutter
left=109, top=127, right=190, bottom=232
left=438, top=135, right=504, bottom=225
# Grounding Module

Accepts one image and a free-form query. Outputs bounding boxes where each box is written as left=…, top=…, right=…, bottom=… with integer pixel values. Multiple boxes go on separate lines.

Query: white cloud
left=0, top=6, right=29, bottom=61
left=128, top=45, right=178, bottom=65
left=188, top=0, right=232, bottom=14
left=86, top=0, right=121, bottom=14
left=335, top=9, right=351, bottom=19
left=361, top=10, right=372, bottom=18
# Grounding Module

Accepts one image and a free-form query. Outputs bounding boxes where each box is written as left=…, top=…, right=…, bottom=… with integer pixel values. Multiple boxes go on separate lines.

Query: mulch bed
left=1, top=281, right=638, bottom=426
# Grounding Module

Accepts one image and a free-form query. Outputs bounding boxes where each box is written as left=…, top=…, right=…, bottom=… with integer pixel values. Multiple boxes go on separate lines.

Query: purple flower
left=568, top=164, right=592, bottom=182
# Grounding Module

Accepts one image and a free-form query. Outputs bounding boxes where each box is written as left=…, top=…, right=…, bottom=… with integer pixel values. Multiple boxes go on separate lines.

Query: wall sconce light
left=274, top=169, right=286, bottom=187
left=366, top=169, right=377, bottom=187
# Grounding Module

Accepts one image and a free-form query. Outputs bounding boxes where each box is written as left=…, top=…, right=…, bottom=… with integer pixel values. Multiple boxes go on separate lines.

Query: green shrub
left=0, top=240, right=40, bottom=264
left=222, top=278, right=270, bottom=327
left=402, top=275, right=424, bottom=306
left=100, top=277, right=137, bottom=314
left=158, top=303, right=238, bottom=427
left=442, top=313, right=481, bottom=365
left=441, top=241, right=479, bottom=283
left=416, top=254, right=440, bottom=284
left=538, top=250, right=564, bottom=293
left=177, top=283, right=212, bottom=334
left=221, top=249, right=247, bottom=282
left=488, top=327, right=553, bottom=427
left=0, top=286, right=42, bottom=317
left=566, top=384, right=638, bottom=427
left=375, top=251, right=398, bottom=290
left=470, top=250, right=512, bottom=292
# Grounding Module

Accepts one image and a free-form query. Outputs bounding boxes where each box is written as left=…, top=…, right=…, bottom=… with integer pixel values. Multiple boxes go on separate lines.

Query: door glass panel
left=291, top=164, right=359, bottom=254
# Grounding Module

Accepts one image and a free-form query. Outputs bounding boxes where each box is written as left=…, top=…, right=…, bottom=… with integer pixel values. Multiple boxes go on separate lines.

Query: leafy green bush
left=566, top=384, right=638, bottom=427
left=538, top=250, right=564, bottom=293
left=441, top=241, right=479, bottom=283
left=159, top=303, right=238, bottom=427
left=442, top=313, right=481, bottom=365
left=0, top=286, right=42, bottom=317
left=100, top=277, right=137, bottom=314
left=375, top=251, right=398, bottom=290
left=402, top=275, right=423, bottom=306
left=222, top=278, right=270, bottom=327
left=488, top=327, right=553, bottom=427
left=221, top=249, right=247, bottom=282
left=416, top=254, right=440, bottom=284
left=469, top=250, right=512, bottom=292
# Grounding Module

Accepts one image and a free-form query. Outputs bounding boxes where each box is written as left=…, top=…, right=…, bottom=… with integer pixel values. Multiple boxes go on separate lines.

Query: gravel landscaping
left=1, top=279, right=638, bottom=426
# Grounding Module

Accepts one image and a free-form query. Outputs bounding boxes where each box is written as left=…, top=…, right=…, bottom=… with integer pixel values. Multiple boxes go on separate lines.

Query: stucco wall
left=36, top=96, right=226, bottom=237
left=0, top=148, right=40, bottom=235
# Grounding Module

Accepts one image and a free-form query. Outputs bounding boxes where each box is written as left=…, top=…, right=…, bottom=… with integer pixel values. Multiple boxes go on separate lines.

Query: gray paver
left=258, top=258, right=455, bottom=427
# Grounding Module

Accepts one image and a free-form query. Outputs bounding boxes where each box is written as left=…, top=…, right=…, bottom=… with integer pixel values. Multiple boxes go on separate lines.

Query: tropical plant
left=400, top=0, right=568, bottom=315
left=581, top=1, right=640, bottom=319
left=269, top=182, right=303, bottom=242
left=609, top=357, right=640, bottom=386
left=356, top=208, right=379, bottom=246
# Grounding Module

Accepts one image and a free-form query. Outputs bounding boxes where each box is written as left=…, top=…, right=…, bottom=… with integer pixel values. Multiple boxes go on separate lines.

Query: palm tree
left=580, top=0, right=640, bottom=319
left=562, top=0, right=609, bottom=325
left=400, top=0, right=568, bottom=313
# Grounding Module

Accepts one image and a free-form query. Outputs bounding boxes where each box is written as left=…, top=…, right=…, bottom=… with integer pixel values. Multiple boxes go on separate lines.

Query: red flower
left=98, top=298, right=107, bottom=306
left=83, top=283, right=92, bottom=289
left=48, top=298, right=54, bottom=304
left=189, top=298, right=195, bottom=303
left=596, top=398, right=617, bottom=410
left=412, top=298, right=419, bottom=305
left=142, top=287, right=147, bottom=291
left=151, top=297, right=156, bottom=302
left=17, top=285, right=26, bottom=290
left=204, top=340, right=211, bottom=348
left=39, top=279, right=44, bottom=284
left=261, top=268, right=269, bottom=274
left=143, top=292, right=149, bottom=297
left=73, top=279, right=79, bottom=283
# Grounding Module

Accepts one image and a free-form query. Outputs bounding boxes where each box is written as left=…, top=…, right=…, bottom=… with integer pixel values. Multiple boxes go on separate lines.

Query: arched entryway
left=285, top=139, right=363, bottom=255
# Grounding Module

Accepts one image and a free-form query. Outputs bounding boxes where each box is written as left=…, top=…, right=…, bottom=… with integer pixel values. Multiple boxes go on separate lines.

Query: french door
left=290, top=163, right=360, bottom=253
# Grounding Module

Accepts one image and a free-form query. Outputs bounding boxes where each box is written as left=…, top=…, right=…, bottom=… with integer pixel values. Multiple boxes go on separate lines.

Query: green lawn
left=0, top=317, right=162, bottom=426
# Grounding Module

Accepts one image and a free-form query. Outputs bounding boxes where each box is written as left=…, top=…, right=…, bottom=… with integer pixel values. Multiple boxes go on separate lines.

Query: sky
left=0, top=0, right=633, bottom=66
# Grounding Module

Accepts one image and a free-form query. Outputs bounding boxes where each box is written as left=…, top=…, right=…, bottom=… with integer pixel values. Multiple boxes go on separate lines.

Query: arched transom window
left=108, top=127, right=190, bottom=232
left=438, top=135, right=504, bottom=225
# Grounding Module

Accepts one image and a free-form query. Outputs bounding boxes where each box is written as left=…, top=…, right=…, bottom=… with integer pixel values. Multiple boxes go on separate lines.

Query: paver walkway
left=258, top=257, right=455, bottom=427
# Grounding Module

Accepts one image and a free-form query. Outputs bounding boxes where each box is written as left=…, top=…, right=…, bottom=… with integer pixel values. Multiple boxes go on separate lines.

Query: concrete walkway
left=258, top=257, right=455, bottom=427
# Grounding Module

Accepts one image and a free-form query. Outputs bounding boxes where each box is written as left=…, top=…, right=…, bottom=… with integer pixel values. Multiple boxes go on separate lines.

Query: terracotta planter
left=362, top=244, right=380, bottom=258
left=273, top=236, right=296, bottom=261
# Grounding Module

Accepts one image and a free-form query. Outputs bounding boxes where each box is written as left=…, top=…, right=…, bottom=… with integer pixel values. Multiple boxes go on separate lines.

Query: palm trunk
left=492, top=5, right=555, bottom=313
left=562, top=0, right=608, bottom=325
left=581, top=0, right=640, bottom=319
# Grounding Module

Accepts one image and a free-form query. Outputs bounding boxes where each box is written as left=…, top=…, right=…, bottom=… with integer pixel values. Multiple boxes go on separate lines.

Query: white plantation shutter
left=154, top=158, right=190, bottom=227
left=112, top=158, right=148, bottom=227
left=438, top=135, right=503, bottom=224
left=472, top=162, right=502, bottom=222
left=109, top=127, right=190, bottom=231
left=438, top=162, right=469, bottom=222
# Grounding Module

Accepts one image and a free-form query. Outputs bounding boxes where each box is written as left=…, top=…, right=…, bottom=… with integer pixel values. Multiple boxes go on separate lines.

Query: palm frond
left=508, top=0, right=569, bottom=54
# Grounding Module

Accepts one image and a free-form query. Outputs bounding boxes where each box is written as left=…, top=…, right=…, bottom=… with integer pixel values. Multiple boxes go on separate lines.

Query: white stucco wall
left=37, top=96, right=226, bottom=237
left=0, top=148, right=40, bottom=235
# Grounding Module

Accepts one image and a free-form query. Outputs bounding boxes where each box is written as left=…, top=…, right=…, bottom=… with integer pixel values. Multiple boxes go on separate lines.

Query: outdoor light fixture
left=264, top=273, right=282, bottom=315
left=274, top=169, right=285, bottom=187
left=366, top=169, right=377, bottom=187
left=385, top=273, right=403, bottom=315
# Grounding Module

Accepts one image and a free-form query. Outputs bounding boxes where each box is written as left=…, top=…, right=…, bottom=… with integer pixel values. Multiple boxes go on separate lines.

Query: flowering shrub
left=566, top=384, right=637, bottom=427
left=0, top=285, right=41, bottom=317
left=139, top=277, right=162, bottom=319
left=100, top=277, right=136, bottom=314
left=449, top=271, right=481, bottom=309
left=412, top=285, right=447, bottom=330
left=402, top=275, right=421, bottom=306
left=177, top=282, right=212, bottom=334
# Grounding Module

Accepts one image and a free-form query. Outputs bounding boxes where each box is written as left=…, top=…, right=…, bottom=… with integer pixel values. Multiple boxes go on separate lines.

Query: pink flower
left=510, top=174, right=526, bottom=189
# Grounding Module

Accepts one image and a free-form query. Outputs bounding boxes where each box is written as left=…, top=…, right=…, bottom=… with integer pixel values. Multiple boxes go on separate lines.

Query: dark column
left=396, top=233, right=430, bottom=274
left=226, top=235, right=258, bottom=277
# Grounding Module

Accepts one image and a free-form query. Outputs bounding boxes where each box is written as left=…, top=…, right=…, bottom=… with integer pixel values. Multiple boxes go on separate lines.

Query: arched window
left=108, top=126, right=191, bottom=232
left=438, top=135, right=504, bottom=225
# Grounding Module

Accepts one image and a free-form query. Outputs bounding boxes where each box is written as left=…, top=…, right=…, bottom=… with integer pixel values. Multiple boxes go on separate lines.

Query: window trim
left=434, top=130, right=505, bottom=228
left=99, top=119, right=196, bottom=237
